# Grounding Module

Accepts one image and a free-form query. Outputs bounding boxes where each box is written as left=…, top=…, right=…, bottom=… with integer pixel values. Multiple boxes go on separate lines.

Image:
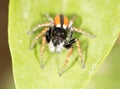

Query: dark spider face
left=52, top=27, right=67, bottom=46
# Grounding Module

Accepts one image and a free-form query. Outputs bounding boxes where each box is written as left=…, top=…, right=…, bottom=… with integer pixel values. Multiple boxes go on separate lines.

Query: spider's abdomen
left=54, top=14, right=69, bottom=29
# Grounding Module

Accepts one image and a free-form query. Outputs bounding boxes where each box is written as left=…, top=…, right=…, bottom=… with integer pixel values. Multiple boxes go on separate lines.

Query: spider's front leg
left=75, top=39, right=85, bottom=68
left=59, top=38, right=85, bottom=76
left=29, top=28, right=48, bottom=68
left=40, top=36, right=46, bottom=68
left=59, top=47, right=73, bottom=76
left=59, top=39, right=76, bottom=76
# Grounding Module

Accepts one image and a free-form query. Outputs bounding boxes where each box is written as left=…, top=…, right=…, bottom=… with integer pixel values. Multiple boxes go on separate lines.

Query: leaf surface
left=8, top=0, right=120, bottom=89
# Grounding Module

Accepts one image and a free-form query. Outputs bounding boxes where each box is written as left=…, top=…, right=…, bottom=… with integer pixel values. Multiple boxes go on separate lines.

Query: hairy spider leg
left=40, top=36, right=46, bottom=68
left=73, top=27, right=95, bottom=38
left=30, top=28, right=49, bottom=49
left=76, top=39, right=85, bottom=68
left=27, top=22, right=51, bottom=34
left=45, top=13, right=53, bottom=22
left=68, top=15, right=76, bottom=29
left=59, top=47, right=73, bottom=76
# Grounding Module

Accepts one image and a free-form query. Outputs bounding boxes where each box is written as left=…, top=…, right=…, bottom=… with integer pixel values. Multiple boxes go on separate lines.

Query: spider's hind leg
left=45, top=13, right=53, bottom=22
left=27, top=23, right=51, bottom=34
left=73, top=27, right=95, bottom=38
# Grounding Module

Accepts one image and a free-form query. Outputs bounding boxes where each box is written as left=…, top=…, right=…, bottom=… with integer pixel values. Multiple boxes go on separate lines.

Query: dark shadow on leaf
left=82, top=39, right=89, bottom=66
left=34, top=45, right=40, bottom=63
left=44, top=50, right=54, bottom=67
left=65, top=56, right=79, bottom=72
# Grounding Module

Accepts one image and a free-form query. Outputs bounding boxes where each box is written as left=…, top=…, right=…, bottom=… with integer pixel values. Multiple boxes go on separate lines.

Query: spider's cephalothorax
left=28, top=14, right=94, bottom=76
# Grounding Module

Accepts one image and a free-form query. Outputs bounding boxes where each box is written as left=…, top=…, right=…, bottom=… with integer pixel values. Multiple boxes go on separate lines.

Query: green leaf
left=8, top=0, right=120, bottom=89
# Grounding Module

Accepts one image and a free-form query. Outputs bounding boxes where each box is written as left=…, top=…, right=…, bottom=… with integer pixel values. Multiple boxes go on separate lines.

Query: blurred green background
left=0, top=0, right=120, bottom=89
left=86, top=36, right=120, bottom=89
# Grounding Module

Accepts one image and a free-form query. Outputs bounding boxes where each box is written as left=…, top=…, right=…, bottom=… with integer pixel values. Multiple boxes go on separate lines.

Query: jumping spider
left=28, top=14, right=94, bottom=76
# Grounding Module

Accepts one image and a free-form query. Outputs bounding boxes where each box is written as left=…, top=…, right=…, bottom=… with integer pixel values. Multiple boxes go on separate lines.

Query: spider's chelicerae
left=28, top=14, right=94, bottom=76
